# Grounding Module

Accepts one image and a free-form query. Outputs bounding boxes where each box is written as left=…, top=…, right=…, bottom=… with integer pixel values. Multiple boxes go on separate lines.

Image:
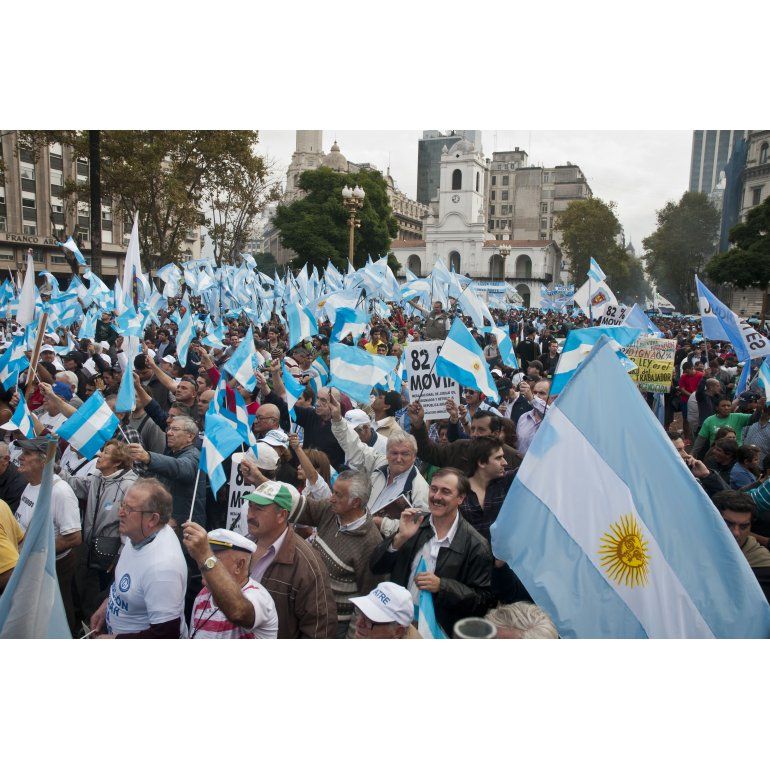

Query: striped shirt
left=189, top=578, right=278, bottom=639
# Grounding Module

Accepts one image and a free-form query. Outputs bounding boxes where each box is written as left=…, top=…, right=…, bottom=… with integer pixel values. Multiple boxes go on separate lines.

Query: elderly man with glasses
left=90, top=479, right=188, bottom=638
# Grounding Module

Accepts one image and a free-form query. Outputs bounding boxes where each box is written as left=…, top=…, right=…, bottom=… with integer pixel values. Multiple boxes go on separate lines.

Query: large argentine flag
left=0, top=440, right=71, bottom=638
left=435, top=318, right=498, bottom=400
left=0, top=391, right=35, bottom=438
left=551, top=326, right=641, bottom=395
left=224, top=334, right=257, bottom=392
left=57, top=391, right=119, bottom=460
left=200, top=412, right=244, bottom=496
left=329, top=343, right=397, bottom=405
left=286, top=304, right=318, bottom=349
left=491, top=337, right=770, bottom=639
left=695, top=275, right=770, bottom=360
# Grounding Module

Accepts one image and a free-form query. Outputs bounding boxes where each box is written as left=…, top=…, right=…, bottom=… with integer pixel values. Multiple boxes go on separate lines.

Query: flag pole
left=187, top=468, right=201, bottom=522
left=24, top=311, right=49, bottom=401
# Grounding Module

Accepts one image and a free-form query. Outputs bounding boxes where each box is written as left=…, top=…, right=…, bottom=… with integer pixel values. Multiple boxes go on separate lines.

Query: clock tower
left=437, top=138, right=487, bottom=227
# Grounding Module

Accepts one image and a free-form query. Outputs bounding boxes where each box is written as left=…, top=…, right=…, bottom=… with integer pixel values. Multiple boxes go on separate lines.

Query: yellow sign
left=625, top=336, right=677, bottom=393
left=598, top=514, right=650, bottom=588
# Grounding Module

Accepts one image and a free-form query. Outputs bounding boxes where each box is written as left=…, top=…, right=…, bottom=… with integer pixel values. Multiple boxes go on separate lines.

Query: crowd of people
left=1, top=294, right=768, bottom=639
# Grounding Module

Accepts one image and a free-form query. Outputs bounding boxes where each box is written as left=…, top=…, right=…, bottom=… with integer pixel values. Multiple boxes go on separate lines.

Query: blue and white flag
left=490, top=324, right=519, bottom=369
left=175, top=308, right=195, bottom=367
left=307, top=356, right=330, bottom=394
left=624, top=303, right=663, bottom=337
left=115, top=336, right=140, bottom=414
left=552, top=326, right=641, bottom=396
left=414, top=556, right=448, bottom=639
left=329, top=343, right=397, bottom=405
left=286, top=304, right=318, bottom=349
left=200, top=412, right=244, bottom=496
left=757, top=358, right=770, bottom=405
left=57, top=392, right=119, bottom=460
left=0, top=440, right=71, bottom=638
left=734, top=358, right=751, bottom=398
left=331, top=306, right=368, bottom=343
left=223, top=334, right=257, bottom=391
left=435, top=318, right=498, bottom=400
left=491, top=336, right=770, bottom=639
left=59, top=236, right=87, bottom=266
left=0, top=391, right=35, bottom=438
left=587, top=257, right=606, bottom=283
left=0, top=337, right=30, bottom=389
left=695, top=275, right=770, bottom=360
left=281, top=361, right=305, bottom=413
left=456, top=287, right=494, bottom=329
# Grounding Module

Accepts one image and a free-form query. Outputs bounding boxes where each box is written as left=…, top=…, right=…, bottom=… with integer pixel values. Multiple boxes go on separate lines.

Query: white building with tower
left=389, top=138, right=561, bottom=308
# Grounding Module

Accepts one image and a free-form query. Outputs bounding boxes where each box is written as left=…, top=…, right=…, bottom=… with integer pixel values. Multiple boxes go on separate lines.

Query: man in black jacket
left=369, top=467, right=493, bottom=637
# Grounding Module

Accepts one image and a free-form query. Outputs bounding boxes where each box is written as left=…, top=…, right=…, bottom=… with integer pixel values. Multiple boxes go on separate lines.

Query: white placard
left=225, top=456, right=252, bottom=536
left=599, top=303, right=629, bottom=327
left=406, top=340, right=461, bottom=420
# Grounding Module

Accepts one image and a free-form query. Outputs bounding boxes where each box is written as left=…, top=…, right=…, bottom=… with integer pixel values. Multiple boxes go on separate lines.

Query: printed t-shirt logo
left=119, top=573, right=131, bottom=592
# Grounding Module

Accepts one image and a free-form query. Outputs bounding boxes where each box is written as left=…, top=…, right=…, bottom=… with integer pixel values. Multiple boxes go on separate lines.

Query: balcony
left=513, top=271, right=553, bottom=283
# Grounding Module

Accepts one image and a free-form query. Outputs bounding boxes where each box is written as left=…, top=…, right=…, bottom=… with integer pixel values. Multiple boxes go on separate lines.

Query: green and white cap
left=244, top=481, right=300, bottom=513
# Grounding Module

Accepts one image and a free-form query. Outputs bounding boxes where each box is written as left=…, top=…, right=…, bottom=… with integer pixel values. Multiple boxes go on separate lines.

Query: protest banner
left=406, top=340, right=460, bottom=420
left=625, top=336, right=677, bottom=392
left=599, top=303, right=629, bottom=326
left=226, top=454, right=252, bottom=536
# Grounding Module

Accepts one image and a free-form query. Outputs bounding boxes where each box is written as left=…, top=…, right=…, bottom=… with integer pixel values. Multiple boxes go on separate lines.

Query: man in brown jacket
left=244, top=481, right=336, bottom=639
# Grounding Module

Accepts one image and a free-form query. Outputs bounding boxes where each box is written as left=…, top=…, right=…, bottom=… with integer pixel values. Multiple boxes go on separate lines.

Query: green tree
left=554, top=197, right=621, bottom=282
left=706, top=195, right=770, bottom=323
left=642, top=191, right=720, bottom=312
left=602, top=244, right=652, bottom=304
left=17, top=130, right=274, bottom=271
left=272, top=166, right=398, bottom=272
left=253, top=251, right=278, bottom=273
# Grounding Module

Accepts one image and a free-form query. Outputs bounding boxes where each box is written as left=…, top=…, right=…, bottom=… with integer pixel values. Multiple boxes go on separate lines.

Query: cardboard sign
left=226, top=455, right=252, bottom=536
left=599, top=304, right=629, bottom=326
left=406, top=340, right=460, bottom=420
left=625, top=336, right=677, bottom=393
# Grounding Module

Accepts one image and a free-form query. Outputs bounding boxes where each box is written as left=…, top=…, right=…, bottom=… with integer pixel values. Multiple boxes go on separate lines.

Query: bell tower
left=437, top=138, right=487, bottom=226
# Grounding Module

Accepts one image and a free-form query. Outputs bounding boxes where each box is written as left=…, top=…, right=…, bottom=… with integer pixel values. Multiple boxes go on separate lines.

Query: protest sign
left=625, top=336, right=677, bottom=392
left=226, top=454, right=252, bottom=536
left=599, top=304, right=629, bottom=326
left=406, top=340, right=460, bottom=420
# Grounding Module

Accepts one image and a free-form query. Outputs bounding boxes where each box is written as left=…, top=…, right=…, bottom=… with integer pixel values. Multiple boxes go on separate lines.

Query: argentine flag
left=695, top=275, right=770, bottom=360
left=435, top=318, right=498, bottom=400
left=175, top=309, right=195, bottom=367
left=587, top=257, right=606, bottom=283
left=0, top=337, right=30, bottom=389
left=331, top=306, right=368, bottom=343
left=329, top=343, right=397, bottom=405
left=56, top=391, right=119, bottom=460
left=757, top=358, right=770, bottom=405
left=59, top=235, right=87, bottom=266
left=281, top=360, right=305, bottom=413
left=551, top=326, right=641, bottom=396
left=115, top=336, right=140, bottom=414
left=286, top=304, right=318, bottom=349
left=0, top=439, right=71, bottom=638
left=490, top=324, right=519, bottom=369
left=224, top=334, right=257, bottom=392
left=0, top=391, right=35, bottom=438
left=414, top=557, right=448, bottom=639
left=491, top=336, right=770, bottom=639
left=200, top=412, right=244, bottom=496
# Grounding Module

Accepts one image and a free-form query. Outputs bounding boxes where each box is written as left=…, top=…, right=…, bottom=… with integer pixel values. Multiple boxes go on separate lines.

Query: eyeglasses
left=119, top=503, right=158, bottom=516
left=255, top=415, right=277, bottom=422
left=353, top=607, right=393, bottom=629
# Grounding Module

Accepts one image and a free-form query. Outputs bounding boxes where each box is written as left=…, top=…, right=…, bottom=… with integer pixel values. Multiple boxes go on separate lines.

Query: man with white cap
left=258, top=428, right=297, bottom=485
left=182, top=523, right=278, bottom=639
left=350, top=581, right=421, bottom=639
left=243, top=480, right=336, bottom=638
left=343, top=409, right=387, bottom=464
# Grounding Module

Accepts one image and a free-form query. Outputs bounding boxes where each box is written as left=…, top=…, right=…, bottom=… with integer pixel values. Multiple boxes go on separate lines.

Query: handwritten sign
left=625, top=336, right=677, bottom=393
left=406, top=340, right=460, bottom=420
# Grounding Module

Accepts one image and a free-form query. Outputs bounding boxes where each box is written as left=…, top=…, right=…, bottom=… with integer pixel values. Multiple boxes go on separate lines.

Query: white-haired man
left=341, top=409, right=387, bottom=464
left=484, top=601, right=559, bottom=639
left=182, top=524, right=278, bottom=639
left=328, top=393, right=429, bottom=531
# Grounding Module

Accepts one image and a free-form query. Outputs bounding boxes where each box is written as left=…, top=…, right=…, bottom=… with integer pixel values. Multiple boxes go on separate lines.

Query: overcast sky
left=257, top=130, right=693, bottom=250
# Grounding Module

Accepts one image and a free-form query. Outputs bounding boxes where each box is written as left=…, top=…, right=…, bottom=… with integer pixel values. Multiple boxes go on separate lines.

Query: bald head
left=255, top=403, right=280, bottom=436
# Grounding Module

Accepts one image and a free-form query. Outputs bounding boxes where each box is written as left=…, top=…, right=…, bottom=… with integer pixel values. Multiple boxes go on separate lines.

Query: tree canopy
left=17, top=130, right=276, bottom=270
left=642, top=191, right=720, bottom=312
left=272, top=166, right=399, bottom=272
left=554, top=197, right=650, bottom=303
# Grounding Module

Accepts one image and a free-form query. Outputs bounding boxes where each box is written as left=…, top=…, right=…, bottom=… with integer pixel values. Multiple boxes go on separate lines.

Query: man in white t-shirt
left=16, top=437, right=82, bottom=632
left=90, top=478, right=187, bottom=639
left=182, top=524, right=278, bottom=639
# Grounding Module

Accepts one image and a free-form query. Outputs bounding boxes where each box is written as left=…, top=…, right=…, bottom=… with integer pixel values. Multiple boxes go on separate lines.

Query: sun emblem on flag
left=598, top=514, right=650, bottom=588
left=472, top=359, right=481, bottom=372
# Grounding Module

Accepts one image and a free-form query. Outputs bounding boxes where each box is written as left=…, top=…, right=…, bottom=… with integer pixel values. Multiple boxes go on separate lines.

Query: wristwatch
left=201, top=555, right=218, bottom=572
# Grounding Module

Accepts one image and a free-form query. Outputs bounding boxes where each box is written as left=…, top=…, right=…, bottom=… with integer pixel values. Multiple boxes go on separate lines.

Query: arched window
left=452, top=169, right=462, bottom=190
left=761, top=143, right=769, bottom=165
left=449, top=251, right=461, bottom=273
left=476, top=172, right=480, bottom=192
left=515, top=254, right=532, bottom=279
left=516, top=284, right=531, bottom=309
left=407, top=254, right=422, bottom=277
left=489, top=254, right=504, bottom=280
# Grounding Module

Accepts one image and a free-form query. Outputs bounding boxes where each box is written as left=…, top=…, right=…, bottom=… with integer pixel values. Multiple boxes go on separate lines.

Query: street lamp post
left=341, top=184, right=365, bottom=265
left=499, top=225, right=511, bottom=281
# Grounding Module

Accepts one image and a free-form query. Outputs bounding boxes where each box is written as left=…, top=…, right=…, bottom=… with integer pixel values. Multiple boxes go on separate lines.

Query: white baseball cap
left=45, top=332, right=60, bottom=344
left=40, top=344, right=56, bottom=353
left=161, top=355, right=177, bottom=364
left=344, top=409, right=373, bottom=429
left=207, top=528, right=256, bottom=554
left=350, top=582, right=414, bottom=627
left=259, top=429, right=289, bottom=449
left=253, top=443, right=279, bottom=471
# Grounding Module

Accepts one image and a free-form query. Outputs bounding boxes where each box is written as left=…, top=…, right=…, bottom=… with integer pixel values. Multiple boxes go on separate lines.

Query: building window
left=541, top=218, right=548, bottom=230
left=543, top=172, right=550, bottom=182
left=452, top=169, right=462, bottom=190
left=0, top=186, right=5, bottom=205
left=502, top=191, right=509, bottom=201
left=491, top=175, right=496, bottom=186
left=752, top=186, right=763, bottom=206
left=19, top=162, right=35, bottom=181
left=502, top=175, right=509, bottom=186
left=760, top=143, right=769, bottom=165
left=476, top=172, right=480, bottom=192
left=489, top=205, right=495, bottom=215
left=50, top=169, right=63, bottom=187
left=491, top=190, right=496, bottom=201
left=23, top=224, right=37, bottom=235
left=0, top=216, right=6, bottom=231
left=541, top=202, right=548, bottom=213
left=0, top=250, right=13, bottom=260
